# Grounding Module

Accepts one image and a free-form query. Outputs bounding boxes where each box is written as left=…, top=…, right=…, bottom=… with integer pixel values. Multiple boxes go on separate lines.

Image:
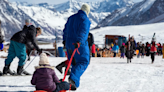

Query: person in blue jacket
left=63, top=4, right=91, bottom=91
left=112, top=43, right=119, bottom=57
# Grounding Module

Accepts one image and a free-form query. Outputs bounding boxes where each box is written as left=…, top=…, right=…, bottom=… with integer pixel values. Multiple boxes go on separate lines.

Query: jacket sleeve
left=52, top=70, right=60, bottom=83
left=31, top=71, right=37, bottom=85
left=28, top=26, right=40, bottom=51
left=77, top=19, right=91, bottom=44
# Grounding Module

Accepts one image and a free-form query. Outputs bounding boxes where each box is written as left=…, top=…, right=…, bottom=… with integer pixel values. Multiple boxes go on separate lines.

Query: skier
left=31, top=53, right=71, bottom=92
left=120, top=43, right=126, bottom=58
left=150, top=42, right=157, bottom=64
left=126, top=41, right=133, bottom=63
left=62, top=3, right=91, bottom=90
left=2, top=24, right=42, bottom=75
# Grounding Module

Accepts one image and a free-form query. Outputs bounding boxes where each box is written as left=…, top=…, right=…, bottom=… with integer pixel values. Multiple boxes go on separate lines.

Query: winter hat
left=81, top=3, right=90, bottom=16
left=122, top=43, right=125, bottom=46
left=39, top=53, right=50, bottom=65
left=25, top=19, right=30, bottom=23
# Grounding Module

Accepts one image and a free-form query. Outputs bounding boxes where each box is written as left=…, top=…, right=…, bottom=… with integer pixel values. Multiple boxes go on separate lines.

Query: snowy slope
left=0, top=51, right=164, bottom=92
left=91, top=22, right=164, bottom=47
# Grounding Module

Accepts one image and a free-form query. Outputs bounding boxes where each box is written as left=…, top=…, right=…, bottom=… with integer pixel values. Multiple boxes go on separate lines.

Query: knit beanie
left=81, top=3, right=90, bottom=16
left=25, top=19, right=30, bottom=23
left=39, top=53, right=50, bottom=65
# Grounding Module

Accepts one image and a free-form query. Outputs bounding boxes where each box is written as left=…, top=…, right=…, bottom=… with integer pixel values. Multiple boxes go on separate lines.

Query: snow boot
left=56, top=62, right=66, bottom=74
left=3, top=65, right=16, bottom=75
left=17, top=66, right=31, bottom=75
left=69, top=78, right=77, bottom=91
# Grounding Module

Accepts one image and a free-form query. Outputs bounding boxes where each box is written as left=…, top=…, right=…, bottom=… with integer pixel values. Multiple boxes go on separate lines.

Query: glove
left=74, top=42, right=80, bottom=48
left=37, top=49, right=42, bottom=55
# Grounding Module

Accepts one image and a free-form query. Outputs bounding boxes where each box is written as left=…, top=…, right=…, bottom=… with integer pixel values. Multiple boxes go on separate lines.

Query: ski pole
left=22, top=54, right=38, bottom=73
left=25, top=50, right=34, bottom=64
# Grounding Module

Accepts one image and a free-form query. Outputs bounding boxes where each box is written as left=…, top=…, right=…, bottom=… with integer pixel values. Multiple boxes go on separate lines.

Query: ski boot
left=56, top=61, right=71, bottom=75
left=17, top=66, right=31, bottom=75
left=3, top=65, right=16, bottom=75
left=69, top=78, right=77, bottom=91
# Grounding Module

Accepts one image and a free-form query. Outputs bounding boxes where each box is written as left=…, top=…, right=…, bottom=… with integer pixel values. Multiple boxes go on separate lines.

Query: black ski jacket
left=11, top=25, right=40, bottom=52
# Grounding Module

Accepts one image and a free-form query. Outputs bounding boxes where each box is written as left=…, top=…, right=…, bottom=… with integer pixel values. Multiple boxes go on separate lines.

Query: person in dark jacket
left=126, top=41, right=133, bottom=63
left=140, top=44, right=145, bottom=58
left=120, top=43, right=126, bottom=58
left=31, top=53, right=71, bottom=92
left=88, top=32, right=94, bottom=49
left=26, top=27, right=42, bottom=61
left=63, top=4, right=91, bottom=90
left=3, top=25, right=42, bottom=75
left=145, top=42, right=150, bottom=56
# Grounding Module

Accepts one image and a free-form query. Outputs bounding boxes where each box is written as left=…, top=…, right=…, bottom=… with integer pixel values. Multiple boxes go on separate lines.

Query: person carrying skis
left=31, top=53, right=71, bottom=92
left=62, top=3, right=91, bottom=90
left=2, top=24, right=42, bottom=75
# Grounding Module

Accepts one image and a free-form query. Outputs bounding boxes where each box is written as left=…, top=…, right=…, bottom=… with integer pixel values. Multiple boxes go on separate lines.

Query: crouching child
left=31, top=53, right=71, bottom=92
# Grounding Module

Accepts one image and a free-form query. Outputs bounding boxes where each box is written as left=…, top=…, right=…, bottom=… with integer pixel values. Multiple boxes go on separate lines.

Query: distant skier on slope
left=2, top=24, right=42, bottom=76
left=62, top=3, right=91, bottom=90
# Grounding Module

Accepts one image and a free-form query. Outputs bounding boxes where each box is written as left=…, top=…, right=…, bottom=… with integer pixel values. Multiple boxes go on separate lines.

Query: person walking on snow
left=112, top=43, right=119, bottom=57
left=150, top=42, right=157, bottom=64
left=3, top=24, right=42, bottom=75
left=126, top=41, right=133, bottom=63
left=120, top=43, right=126, bottom=58
left=62, top=3, right=91, bottom=90
left=31, top=53, right=71, bottom=92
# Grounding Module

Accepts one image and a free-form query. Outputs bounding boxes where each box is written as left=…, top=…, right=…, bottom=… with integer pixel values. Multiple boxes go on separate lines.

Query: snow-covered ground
left=0, top=51, right=164, bottom=92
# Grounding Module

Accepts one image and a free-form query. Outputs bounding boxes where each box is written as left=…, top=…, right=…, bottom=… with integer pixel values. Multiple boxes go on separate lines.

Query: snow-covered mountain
left=96, top=0, right=164, bottom=28
left=0, top=0, right=134, bottom=41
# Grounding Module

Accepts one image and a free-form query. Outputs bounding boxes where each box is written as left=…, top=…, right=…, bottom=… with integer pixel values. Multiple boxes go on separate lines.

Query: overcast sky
left=8, top=0, right=143, bottom=4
